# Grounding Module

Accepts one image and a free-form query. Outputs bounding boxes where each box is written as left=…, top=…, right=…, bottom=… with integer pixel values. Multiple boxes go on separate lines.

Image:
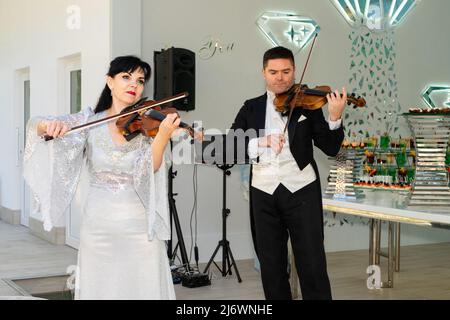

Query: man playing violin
left=231, top=46, right=347, bottom=300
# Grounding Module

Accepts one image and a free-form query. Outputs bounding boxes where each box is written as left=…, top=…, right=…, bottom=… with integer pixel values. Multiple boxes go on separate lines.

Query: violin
left=274, top=84, right=366, bottom=114
left=116, top=103, right=196, bottom=141
left=43, top=93, right=200, bottom=141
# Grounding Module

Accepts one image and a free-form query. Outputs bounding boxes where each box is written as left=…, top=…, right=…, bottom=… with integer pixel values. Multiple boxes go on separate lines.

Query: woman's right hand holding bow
left=37, top=120, right=70, bottom=138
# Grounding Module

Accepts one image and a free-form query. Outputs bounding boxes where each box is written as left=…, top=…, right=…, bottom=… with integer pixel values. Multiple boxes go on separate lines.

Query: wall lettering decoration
left=198, top=36, right=235, bottom=60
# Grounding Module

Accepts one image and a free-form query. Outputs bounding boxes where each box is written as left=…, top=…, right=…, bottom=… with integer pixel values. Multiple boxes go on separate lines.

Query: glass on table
left=371, top=136, right=379, bottom=149
left=388, top=167, right=397, bottom=182
left=379, top=165, right=388, bottom=176
left=380, top=134, right=390, bottom=150
left=365, top=150, right=375, bottom=164
left=406, top=168, right=415, bottom=184
left=398, top=167, right=407, bottom=184
left=395, top=149, right=407, bottom=167
left=366, top=137, right=374, bottom=148
left=399, top=138, right=407, bottom=149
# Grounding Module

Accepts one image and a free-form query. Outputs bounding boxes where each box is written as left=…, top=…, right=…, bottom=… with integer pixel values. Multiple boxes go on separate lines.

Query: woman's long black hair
left=94, top=55, right=151, bottom=113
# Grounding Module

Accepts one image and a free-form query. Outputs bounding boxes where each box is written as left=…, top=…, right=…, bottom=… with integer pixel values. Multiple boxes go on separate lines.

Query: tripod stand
left=167, top=143, right=190, bottom=271
left=203, top=164, right=242, bottom=283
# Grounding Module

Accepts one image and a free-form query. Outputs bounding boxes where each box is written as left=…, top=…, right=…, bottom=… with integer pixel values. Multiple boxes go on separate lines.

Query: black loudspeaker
left=154, top=47, right=195, bottom=111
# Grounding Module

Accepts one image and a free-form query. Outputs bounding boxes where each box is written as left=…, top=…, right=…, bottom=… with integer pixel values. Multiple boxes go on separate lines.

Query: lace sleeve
left=133, top=138, right=171, bottom=241
left=23, top=108, right=94, bottom=231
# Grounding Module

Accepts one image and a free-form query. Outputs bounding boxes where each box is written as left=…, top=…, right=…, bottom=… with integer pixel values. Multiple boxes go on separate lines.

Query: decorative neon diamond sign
left=421, top=85, right=450, bottom=109
left=330, top=0, right=417, bottom=30
left=256, top=12, right=320, bottom=54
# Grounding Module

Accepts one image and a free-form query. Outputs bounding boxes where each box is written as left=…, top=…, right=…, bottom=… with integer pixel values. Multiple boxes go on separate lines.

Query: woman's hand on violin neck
left=156, top=113, right=181, bottom=141
left=327, top=87, right=347, bottom=121
left=37, top=120, right=69, bottom=138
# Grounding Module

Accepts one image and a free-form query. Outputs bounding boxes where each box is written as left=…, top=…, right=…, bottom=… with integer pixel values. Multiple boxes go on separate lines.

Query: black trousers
left=251, top=181, right=332, bottom=300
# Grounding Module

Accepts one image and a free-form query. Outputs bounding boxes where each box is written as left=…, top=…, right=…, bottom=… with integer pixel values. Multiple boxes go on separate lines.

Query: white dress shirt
left=248, top=90, right=342, bottom=195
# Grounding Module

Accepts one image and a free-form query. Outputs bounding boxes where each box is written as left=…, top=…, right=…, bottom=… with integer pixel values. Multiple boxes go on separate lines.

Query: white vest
left=248, top=91, right=341, bottom=195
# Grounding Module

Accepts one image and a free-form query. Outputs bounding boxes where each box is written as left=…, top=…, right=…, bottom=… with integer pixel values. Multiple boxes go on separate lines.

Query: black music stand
left=194, top=134, right=250, bottom=283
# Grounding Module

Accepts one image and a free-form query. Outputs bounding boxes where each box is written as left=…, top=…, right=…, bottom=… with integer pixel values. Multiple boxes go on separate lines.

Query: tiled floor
left=1, top=221, right=449, bottom=300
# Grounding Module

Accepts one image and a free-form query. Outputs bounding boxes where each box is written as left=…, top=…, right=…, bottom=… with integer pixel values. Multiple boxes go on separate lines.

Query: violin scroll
left=347, top=93, right=366, bottom=109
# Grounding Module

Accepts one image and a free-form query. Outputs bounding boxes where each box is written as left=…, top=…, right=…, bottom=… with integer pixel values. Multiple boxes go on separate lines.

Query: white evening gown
left=23, top=108, right=175, bottom=300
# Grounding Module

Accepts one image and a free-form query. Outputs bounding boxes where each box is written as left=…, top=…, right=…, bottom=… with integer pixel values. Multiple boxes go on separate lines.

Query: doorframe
left=16, top=68, right=31, bottom=227
left=59, top=54, right=82, bottom=249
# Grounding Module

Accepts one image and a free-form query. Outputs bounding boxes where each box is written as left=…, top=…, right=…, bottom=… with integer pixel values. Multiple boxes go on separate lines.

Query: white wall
left=0, top=0, right=111, bottom=223
left=110, top=0, right=142, bottom=58
left=141, top=0, right=450, bottom=261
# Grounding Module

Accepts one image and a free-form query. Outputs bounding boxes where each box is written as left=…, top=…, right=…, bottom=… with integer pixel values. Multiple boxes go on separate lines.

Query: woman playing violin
left=25, top=55, right=180, bottom=299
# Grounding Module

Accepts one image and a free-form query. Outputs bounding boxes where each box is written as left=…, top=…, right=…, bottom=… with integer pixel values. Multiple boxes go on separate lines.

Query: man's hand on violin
left=259, top=134, right=285, bottom=155
left=327, top=87, right=347, bottom=122
left=37, top=120, right=69, bottom=138
left=157, top=113, right=181, bottom=140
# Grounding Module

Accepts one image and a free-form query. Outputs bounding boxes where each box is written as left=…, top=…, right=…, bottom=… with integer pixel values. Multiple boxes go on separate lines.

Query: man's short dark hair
left=263, top=46, right=295, bottom=69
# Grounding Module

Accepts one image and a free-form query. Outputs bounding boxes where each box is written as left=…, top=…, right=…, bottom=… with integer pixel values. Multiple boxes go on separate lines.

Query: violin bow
left=43, top=92, right=188, bottom=141
left=283, top=33, right=318, bottom=134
